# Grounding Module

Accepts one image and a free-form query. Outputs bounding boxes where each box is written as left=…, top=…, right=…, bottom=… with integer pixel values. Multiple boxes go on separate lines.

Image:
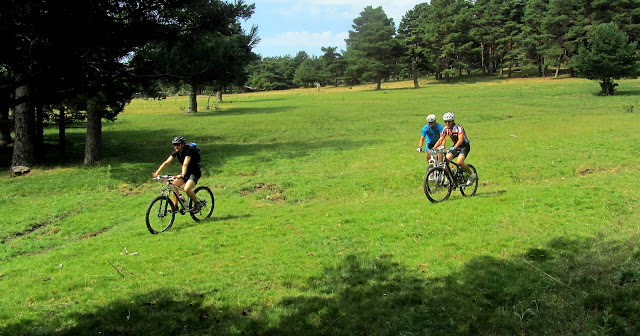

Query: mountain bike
left=421, top=148, right=478, bottom=203
left=145, top=175, right=214, bottom=234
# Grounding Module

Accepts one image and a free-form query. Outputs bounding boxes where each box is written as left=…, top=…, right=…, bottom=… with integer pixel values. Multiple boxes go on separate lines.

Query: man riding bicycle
left=417, top=114, right=444, bottom=164
left=433, top=112, right=477, bottom=186
left=152, top=136, right=203, bottom=212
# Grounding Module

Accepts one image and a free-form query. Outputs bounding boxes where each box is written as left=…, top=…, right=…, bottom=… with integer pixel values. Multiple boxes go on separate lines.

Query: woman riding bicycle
left=152, top=136, right=203, bottom=212
left=433, top=112, right=477, bottom=186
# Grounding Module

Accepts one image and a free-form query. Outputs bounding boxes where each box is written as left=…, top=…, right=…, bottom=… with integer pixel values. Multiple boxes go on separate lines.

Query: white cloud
left=266, top=0, right=424, bottom=23
left=261, top=30, right=349, bottom=49
left=247, top=0, right=425, bottom=56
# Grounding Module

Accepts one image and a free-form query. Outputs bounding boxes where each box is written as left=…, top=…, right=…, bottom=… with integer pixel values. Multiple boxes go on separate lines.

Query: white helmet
left=443, top=112, right=455, bottom=121
left=426, top=114, right=436, bottom=122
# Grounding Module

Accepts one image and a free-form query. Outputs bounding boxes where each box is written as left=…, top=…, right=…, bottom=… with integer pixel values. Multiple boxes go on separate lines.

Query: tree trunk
left=188, top=82, right=198, bottom=113
left=0, top=93, right=11, bottom=146
left=508, top=64, right=512, bottom=78
left=376, top=80, right=381, bottom=90
left=58, top=106, right=66, bottom=162
left=555, top=63, right=561, bottom=78
left=12, top=84, right=36, bottom=167
left=412, top=60, right=419, bottom=89
left=35, top=104, right=44, bottom=163
left=216, top=90, right=223, bottom=103
left=84, top=96, right=103, bottom=165
left=481, top=39, right=486, bottom=76
left=538, top=57, right=543, bottom=77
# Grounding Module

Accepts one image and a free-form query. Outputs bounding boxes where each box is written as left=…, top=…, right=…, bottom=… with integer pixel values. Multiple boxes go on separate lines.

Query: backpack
left=188, top=142, right=201, bottom=163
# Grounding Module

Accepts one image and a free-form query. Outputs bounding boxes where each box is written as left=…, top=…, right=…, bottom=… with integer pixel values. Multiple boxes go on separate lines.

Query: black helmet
left=172, top=136, right=186, bottom=145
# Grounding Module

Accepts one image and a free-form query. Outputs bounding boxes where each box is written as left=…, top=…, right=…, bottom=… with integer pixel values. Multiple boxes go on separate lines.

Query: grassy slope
left=1, top=77, right=640, bottom=335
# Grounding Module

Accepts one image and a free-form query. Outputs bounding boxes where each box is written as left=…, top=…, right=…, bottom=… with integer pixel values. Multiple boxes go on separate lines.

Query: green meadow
left=2, top=77, right=640, bottom=335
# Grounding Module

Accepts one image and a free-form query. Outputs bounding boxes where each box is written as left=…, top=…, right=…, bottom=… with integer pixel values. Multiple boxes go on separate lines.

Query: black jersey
left=172, top=145, right=201, bottom=174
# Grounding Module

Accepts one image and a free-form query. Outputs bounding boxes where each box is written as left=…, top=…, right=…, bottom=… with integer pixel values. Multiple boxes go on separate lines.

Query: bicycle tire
left=146, top=195, right=176, bottom=234
left=460, top=164, right=478, bottom=197
left=189, top=186, right=215, bottom=222
left=424, top=167, right=452, bottom=203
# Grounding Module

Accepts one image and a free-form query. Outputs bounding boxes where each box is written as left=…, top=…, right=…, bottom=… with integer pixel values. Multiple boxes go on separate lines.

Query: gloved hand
left=438, top=145, right=445, bottom=150
left=416, top=147, right=423, bottom=152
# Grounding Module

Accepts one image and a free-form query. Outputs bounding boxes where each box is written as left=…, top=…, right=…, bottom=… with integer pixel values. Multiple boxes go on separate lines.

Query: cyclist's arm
left=433, top=134, right=446, bottom=148
left=177, top=156, right=191, bottom=178
left=418, top=136, right=425, bottom=149
left=153, top=156, right=174, bottom=177
left=454, top=131, right=466, bottom=148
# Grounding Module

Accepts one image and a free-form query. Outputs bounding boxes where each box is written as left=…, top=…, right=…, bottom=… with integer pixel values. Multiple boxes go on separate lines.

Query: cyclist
left=417, top=114, right=444, bottom=164
left=152, top=136, right=203, bottom=212
left=433, top=112, right=477, bottom=185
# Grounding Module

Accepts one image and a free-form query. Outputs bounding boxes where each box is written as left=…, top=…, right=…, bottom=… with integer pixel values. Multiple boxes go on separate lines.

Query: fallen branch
left=108, top=261, right=125, bottom=278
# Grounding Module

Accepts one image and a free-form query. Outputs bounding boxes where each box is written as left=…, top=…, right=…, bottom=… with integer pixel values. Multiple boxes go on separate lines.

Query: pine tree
left=344, top=6, right=399, bottom=90
left=574, top=22, right=640, bottom=95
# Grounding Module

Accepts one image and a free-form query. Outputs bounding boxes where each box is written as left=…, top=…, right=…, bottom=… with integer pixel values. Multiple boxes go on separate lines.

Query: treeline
left=2, top=0, right=639, bottom=169
left=1, top=0, right=258, bottom=168
left=246, top=0, right=640, bottom=91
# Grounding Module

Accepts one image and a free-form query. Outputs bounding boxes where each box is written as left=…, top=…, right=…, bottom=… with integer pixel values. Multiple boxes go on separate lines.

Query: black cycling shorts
left=448, top=144, right=471, bottom=158
left=180, top=171, right=201, bottom=184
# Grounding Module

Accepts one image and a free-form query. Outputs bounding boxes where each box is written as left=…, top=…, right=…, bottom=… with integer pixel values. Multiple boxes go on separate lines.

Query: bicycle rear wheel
left=424, top=167, right=452, bottom=203
left=460, top=164, right=478, bottom=197
left=189, top=186, right=215, bottom=222
left=146, top=195, right=176, bottom=234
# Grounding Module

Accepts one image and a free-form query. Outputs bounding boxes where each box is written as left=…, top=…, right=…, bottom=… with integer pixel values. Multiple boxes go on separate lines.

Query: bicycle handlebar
left=419, top=146, right=446, bottom=154
left=153, top=175, right=177, bottom=182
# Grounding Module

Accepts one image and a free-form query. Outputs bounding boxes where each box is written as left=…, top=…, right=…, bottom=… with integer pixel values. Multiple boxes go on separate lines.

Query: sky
left=241, top=0, right=426, bottom=58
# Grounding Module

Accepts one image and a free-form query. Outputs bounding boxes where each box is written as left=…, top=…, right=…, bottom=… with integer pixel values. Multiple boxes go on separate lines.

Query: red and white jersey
left=441, top=124, right=470, bottom=144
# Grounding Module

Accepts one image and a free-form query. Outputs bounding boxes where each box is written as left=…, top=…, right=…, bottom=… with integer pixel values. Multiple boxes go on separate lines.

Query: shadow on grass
left=191, top=105, right=295, bottom=117
left=8, top=128, right=375, bottom=184
left=4, top=235, right=639, bottom=335
left=101, top=135, right=377, bottom=184
left=610, top=90, right=640, bottom=97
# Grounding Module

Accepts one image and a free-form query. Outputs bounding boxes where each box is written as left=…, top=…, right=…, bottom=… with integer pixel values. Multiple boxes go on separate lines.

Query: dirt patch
left=1, top=209, right=80, bottom=244
left=240, top=183, right=286, bottom=202
left=577, top=167, right=608, bottom=176
left=78, top=228, right=109, bottom=241
left=118, top=184, right=144, bottom=196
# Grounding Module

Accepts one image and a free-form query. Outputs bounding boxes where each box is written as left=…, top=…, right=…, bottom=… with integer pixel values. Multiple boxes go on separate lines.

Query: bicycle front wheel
left=189, top=186, right=215, bottom=222
left=424, top=167, right=452, bottom=203
left=146, top=195, right=176, bottom=234
left=460, top=164, right=478, bottom=197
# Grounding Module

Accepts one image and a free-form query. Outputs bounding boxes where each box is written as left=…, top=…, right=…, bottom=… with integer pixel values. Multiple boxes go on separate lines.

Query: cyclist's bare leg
left=172, top=179, right=185, bottom=206
left=456, top=155, right=473, bottom=175
left=183, top=179, right=198, bottom=203
left=445, top=152, right=455, bottom=178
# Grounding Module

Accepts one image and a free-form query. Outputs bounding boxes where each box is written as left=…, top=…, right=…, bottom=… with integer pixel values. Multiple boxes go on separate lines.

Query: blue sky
left=241, top=0, right=426, bottom=58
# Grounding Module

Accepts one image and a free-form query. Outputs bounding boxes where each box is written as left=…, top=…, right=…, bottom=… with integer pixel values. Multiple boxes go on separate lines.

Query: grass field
left=2, top=77, right=640, bottom=335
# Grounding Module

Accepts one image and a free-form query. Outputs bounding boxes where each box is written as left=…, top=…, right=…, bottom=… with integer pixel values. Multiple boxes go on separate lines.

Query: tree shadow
left=99, top=130, right=377, bottom=184
left=612, top=90, right=640, bottom=97
left=14, top=127, right=375, bottom=184
left=192, top=105, right=295, bottom=117
left=4, top=235, right=639, bottom=335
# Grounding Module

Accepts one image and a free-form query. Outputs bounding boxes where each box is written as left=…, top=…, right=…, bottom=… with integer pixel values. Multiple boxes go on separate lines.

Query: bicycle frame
left=155, top=175, right=188, bottom=213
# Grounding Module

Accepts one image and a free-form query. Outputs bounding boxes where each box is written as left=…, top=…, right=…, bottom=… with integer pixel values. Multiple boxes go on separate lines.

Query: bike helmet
left=172, top=136, right=186, bottom=145
left=443, top=112, right=455, bottom=121
left=426, top=114, right=437, bottom=122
